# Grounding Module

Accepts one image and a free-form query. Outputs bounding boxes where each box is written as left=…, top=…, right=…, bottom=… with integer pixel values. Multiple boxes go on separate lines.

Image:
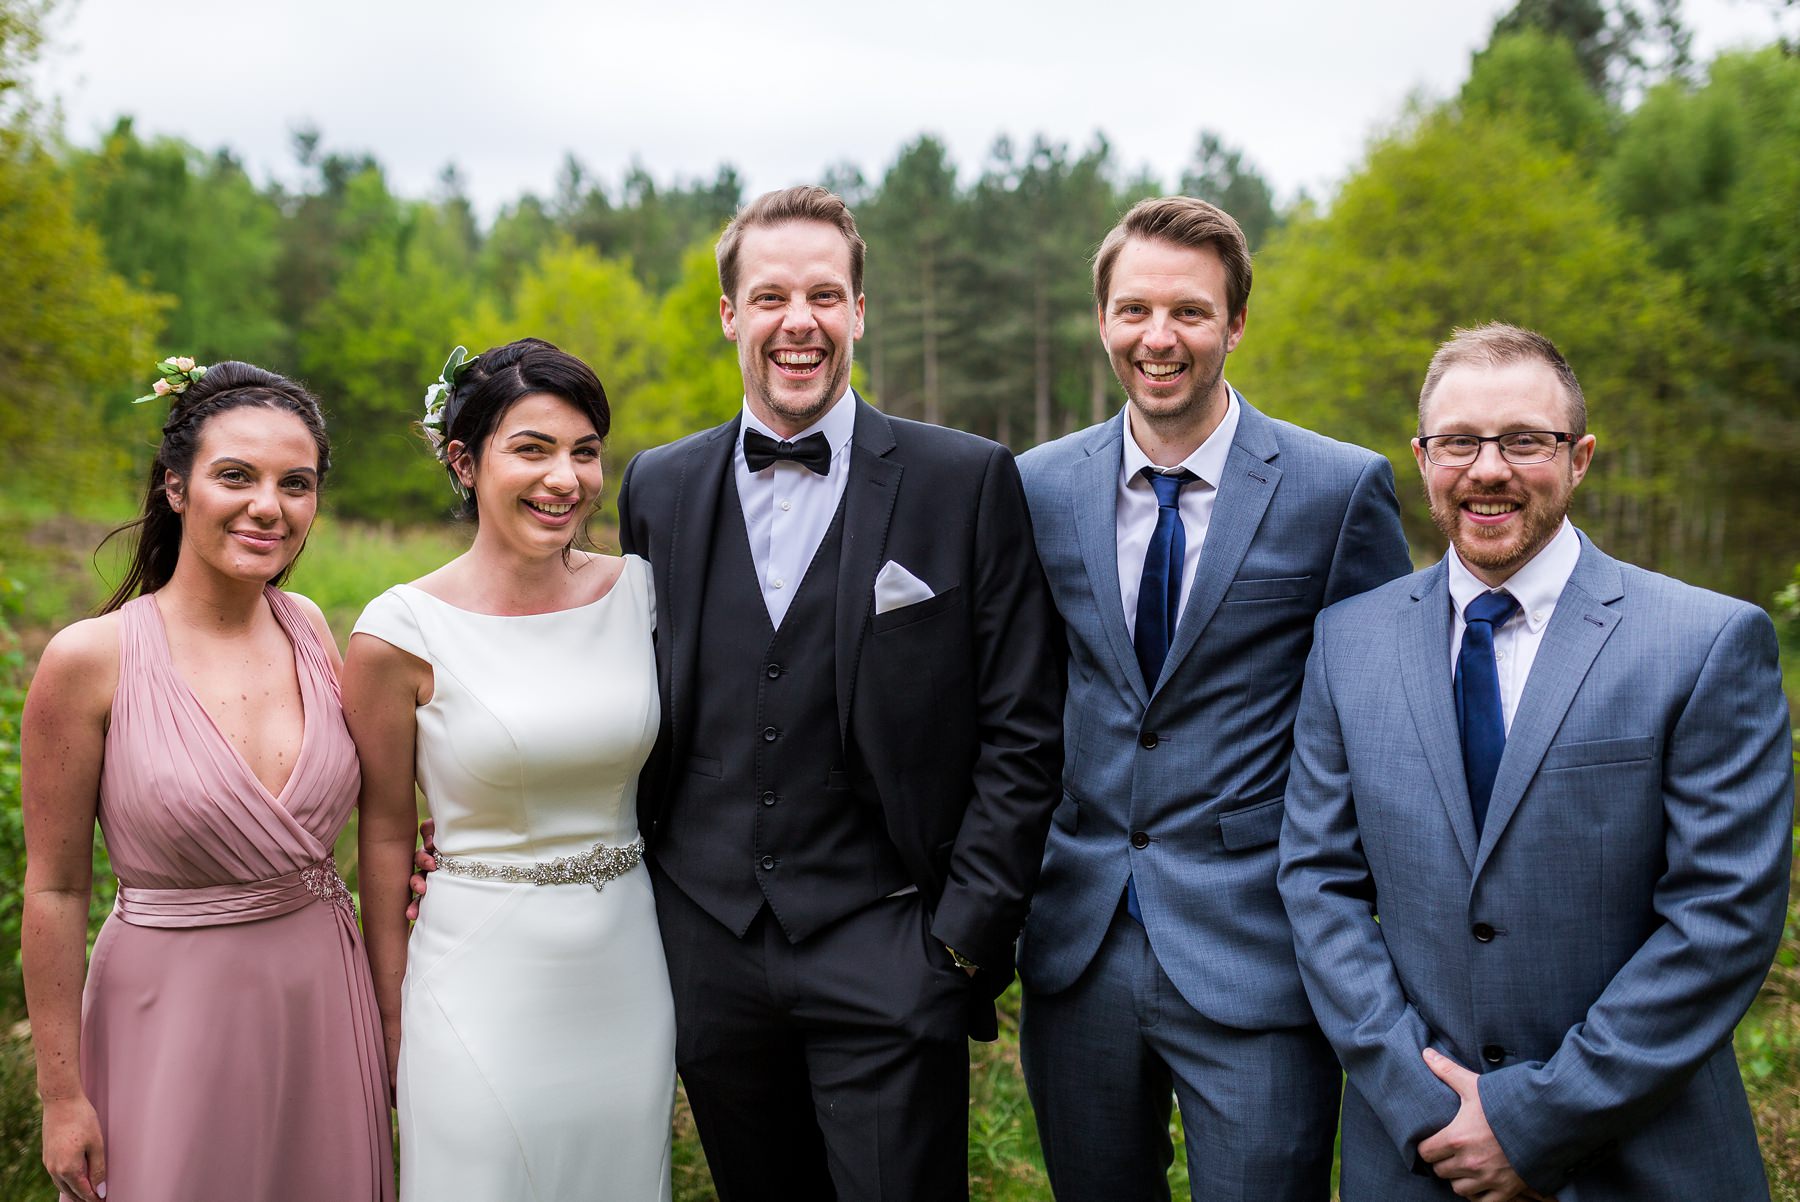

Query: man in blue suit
left=1279, top=323, right=1794, bottom=1201
left=1016, top=196, right=1413, bottom=1200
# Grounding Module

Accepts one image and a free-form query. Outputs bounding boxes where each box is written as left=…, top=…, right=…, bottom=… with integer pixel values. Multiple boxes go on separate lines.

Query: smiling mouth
left=523, top=499, right=577, bottom=519
left=1137, top=361, right=1188, bottom=383
left=231, top=530, right=283, bottom=548
left=771, top=348, right=826, bottom=378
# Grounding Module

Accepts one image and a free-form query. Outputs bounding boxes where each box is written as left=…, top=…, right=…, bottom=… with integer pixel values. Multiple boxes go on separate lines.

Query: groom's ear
left=720, top=294, right=739, bottom=342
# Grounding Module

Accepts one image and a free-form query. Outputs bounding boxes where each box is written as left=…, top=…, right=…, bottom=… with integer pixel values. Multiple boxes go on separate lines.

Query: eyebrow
left=505, top=429, right=601, bottom=445
left=210, top=456, right=318, bottom=478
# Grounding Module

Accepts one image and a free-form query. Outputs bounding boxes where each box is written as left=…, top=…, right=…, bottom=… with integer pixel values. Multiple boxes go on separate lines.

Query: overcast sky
left=31, top=0, right=1794, bottom=218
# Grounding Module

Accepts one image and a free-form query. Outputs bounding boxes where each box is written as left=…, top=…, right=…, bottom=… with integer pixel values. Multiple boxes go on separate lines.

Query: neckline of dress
left=143, top=587, right=315, bottom=807
left=395, top=557, right=632, bottom=619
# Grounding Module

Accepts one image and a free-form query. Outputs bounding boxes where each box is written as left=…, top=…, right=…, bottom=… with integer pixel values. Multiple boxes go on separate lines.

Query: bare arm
left=20, top=618, right=118, bottom=1202
left=343, top=631, right=429, bottom=1087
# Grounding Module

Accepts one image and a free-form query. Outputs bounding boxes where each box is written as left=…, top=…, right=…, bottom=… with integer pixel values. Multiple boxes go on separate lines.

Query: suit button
left=766, top=664, right=782, bottom=679
left=762, top=726, right=779, bottom=742
left=1140, top=732, right=1159, bottom=749
left=761, top=791, right=777, bottom=807
left=1471, top=923, right=1495, bottom=942
left=759, top=856, right=776, bottom=870
left=1130, top=831, right=1150, bottom=849
left=1482, top=1044, right=1505, bottom=1065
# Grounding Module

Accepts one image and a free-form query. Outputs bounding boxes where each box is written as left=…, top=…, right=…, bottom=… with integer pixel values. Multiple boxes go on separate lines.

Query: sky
left=30, top=0, right=1795, bottom=219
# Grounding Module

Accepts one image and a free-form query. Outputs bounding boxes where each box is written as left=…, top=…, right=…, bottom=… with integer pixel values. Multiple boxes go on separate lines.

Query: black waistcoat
left=653, top=476, right=912, bottom=942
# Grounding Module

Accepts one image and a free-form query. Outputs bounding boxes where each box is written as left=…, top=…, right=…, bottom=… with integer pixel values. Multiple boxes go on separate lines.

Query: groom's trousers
left=654, top=862, right=970, bottom=1202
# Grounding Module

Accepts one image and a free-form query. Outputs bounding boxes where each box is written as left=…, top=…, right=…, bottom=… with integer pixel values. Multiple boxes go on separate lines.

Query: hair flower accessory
left=134, top=356, right=208, bottom=404
left=422, top=344, right=480, bottom=457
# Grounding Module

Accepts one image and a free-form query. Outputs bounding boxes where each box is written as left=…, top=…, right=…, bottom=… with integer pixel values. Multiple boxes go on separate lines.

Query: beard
left=745, top=346, right=851, bottom=431
left=1111, top=345, right=1228, bottom=431
left=1426, top=477, right=1570, bottom=578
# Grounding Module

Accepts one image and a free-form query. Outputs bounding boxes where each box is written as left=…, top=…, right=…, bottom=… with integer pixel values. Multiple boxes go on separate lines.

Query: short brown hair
left=716, top=185, right=867, bottom=304
left=1418, top=323, right=1587, bottom=437
left=1093, top=196, right=1252, bottom=320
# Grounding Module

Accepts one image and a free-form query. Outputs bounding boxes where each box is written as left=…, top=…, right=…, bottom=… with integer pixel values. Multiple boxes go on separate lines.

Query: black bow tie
left=744, top=429, right=832, bottom=475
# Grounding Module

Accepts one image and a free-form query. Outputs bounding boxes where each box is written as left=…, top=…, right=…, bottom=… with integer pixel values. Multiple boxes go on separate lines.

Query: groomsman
left=1279, top=323, right=1794, bottom=1201
left=616, top=186, right=1063, bottom=1201
left=1014, top=196, right=1412, bottom=1200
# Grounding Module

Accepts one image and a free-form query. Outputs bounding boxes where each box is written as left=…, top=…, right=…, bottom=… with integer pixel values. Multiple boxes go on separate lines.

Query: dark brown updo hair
left=100, top=361, right=331, bottom=613
left=438, top=338, right=611, bottom=523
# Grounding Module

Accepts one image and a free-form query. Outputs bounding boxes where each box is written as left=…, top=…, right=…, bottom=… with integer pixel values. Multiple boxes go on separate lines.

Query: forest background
left=1, top=0, right=1798, bottom=1197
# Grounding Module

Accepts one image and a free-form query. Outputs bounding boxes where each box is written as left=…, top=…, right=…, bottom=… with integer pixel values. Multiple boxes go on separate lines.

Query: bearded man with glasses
left=1279, top=322, right=1793, bottom=1202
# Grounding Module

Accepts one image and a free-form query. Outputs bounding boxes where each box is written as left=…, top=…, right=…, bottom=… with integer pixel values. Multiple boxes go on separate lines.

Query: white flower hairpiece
left=134, top=356, right=207, bottom=405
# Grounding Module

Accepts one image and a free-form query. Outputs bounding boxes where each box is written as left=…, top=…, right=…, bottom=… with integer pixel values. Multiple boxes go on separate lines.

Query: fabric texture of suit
left=1279, top=532, right=1794, bottom=1201
left=1015, top=395, right=1412, bottom=1196
left=615, top=396, right=1064, bottom=1199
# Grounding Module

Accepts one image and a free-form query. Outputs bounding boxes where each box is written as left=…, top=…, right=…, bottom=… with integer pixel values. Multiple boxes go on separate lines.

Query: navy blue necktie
left=1127, top=467, right=1194, bottom=923
left=1455, top=590, right=1520, bottom=837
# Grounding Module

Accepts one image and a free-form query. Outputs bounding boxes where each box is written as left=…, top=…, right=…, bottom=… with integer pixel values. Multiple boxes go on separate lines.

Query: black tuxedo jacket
left=617, top=397, right=1065, bottom=1010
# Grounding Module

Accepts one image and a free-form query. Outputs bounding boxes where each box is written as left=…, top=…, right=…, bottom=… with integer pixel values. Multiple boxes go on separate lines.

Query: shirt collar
left=740, top=385, right=856, bottom=464
left=1446, top=518, right=1580, bottom=632
left=1120, top=385, right=1241, bottom=489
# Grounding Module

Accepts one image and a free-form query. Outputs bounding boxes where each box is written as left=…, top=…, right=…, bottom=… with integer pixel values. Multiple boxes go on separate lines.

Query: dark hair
left=716, top=185, right=867, bottom=303
left=1418, top=323, right=1587, bottom=437
left=439, top=338, right=611, bottom=523
left=100, top=361, right=331, bottom=614
left=1093, top=195, right=1253, bottom=322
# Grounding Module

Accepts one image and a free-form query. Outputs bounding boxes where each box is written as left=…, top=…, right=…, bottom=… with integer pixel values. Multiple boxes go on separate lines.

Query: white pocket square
left=874, top=560, right=935, bottom=615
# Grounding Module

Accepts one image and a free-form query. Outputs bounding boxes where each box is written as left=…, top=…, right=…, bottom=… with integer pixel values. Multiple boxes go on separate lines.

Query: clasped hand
left=1418, top=1048, right=1557, bottom=1202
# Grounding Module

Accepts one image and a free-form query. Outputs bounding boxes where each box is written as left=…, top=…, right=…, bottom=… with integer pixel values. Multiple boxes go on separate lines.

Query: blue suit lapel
left=1072, top=415, right=1148, bottom=707
left=1400, top=561, right=1481, bottom=871
left=1473, top=536, right=1624, bottom=877
left=834, top=397, right=901, bottom=747
left=1156, top=398, right=1281, bottom=694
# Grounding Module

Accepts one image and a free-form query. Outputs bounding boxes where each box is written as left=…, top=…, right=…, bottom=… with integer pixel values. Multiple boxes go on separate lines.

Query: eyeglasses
left=1418, top=431, right=1574, bottom=467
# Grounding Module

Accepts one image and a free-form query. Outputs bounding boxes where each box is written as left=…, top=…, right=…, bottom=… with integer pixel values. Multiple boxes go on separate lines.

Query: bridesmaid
left=20, top=359, right=394, bottom=1202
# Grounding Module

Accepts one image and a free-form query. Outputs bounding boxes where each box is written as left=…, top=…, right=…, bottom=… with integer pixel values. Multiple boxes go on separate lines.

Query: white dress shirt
left=734, top=387, right=855, bottom=628
left=1117, top=388, right=1242, bottom=640
left=1446, top=518, right=1581, bottom=733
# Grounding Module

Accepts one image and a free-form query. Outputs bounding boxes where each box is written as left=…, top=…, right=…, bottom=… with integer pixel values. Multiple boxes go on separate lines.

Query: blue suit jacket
left=1016, top=397, right=1411, bottom=1027
left=1279, top=534, right=1794, bottom=1200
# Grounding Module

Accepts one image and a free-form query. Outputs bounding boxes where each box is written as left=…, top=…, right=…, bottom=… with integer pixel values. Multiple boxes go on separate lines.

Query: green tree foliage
left=67, top=119, right=288, bottom=366
left=1180, top=132, right=1282, bottom=251
left=1604, top=47, right=1800, bottom=594
left=301, top=188, right=478, bottom=521
left=1232, top=104, right=1701, bottom=569
left=1463, top=30, right=1615, bottom=156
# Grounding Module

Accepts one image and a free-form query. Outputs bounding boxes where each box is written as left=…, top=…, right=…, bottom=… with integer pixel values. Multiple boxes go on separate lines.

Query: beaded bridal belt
left=434, top=837, right=645, bottom=892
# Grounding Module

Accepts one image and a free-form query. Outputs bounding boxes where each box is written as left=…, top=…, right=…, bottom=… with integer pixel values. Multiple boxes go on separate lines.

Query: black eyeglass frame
left=1417, top=430, right=1576, bottom=467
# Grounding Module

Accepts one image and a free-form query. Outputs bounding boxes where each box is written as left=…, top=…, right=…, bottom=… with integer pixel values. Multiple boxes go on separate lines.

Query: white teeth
left=774, top=350, right=822, bottom=366
left=1468, top=502, right=1518, bottom=516
left=1141, top=362, right=1185, bottom=379
left=527, top=501, right=574, bottom=515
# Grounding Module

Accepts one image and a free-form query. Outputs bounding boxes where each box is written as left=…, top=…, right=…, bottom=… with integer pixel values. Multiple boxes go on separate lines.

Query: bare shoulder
left=31, top=613, right=123, bottom=716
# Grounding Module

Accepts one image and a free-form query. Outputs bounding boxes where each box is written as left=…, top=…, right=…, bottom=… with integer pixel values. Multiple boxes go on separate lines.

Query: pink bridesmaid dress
left=71, top=589, right=394, bottom=1202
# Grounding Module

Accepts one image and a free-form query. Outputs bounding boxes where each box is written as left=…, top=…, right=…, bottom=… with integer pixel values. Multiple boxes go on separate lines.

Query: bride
left=345, top=338, right=674, bottom=1200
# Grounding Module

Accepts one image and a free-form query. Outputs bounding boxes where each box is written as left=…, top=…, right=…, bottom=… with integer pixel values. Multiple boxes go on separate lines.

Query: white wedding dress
left=354, top=556, right=675, bottom=1201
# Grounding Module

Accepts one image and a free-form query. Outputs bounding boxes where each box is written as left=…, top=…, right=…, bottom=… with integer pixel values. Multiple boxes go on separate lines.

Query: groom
left=616, top=185, right=1064, bottom=1201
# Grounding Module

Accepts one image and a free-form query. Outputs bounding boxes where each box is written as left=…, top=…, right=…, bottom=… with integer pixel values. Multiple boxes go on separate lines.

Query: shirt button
left=1140, top=732, right=1159, bottom=749
left=761, top=791, right=777, bottom=807
left=1471, top=923, right=1495, bottom=942
left=772, top=578, right=785, bottom=590
left=766, top=664, right=782, bottom=679
left=1130, top=831, right=1150, bottom=849
left=1482, top=1044, right=1506, bottom=1065
left=759, top=855, right=776, bottom=871
left=1534, top=611, right=1545, bottom=622
left=780, top=500, right=792, bottom=512
left=762, top=727, right=779, bottom=742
